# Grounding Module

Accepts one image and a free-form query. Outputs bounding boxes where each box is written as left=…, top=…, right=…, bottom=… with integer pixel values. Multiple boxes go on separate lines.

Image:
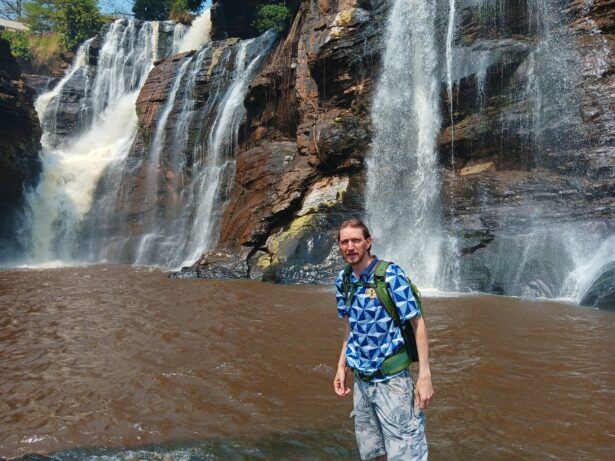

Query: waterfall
left=525, top=0, right=585, bottom=156
left=365, top=0, right=447, bottom=289
left=366, top=0, right=611, bottom=301
left=178, top=9, right=212, bottom=53
left=123, top=31, right=276, bottom=269
left=23, top=12, right=213, bottom=265
left=171, top=22, right=187, bottom=55
left=445, top=0, right=456, bottom=163
left=25, top=20, right=160, bottom=262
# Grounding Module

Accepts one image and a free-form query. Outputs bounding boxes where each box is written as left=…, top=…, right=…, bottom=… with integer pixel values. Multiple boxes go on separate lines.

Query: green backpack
left=342, top=260, right=424, bottom=367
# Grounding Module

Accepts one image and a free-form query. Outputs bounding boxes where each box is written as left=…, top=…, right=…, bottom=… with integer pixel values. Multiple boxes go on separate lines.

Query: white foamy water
left=366, top=0, right=450, bottom=289
left=178, top=9, right=211, bottom=53
left=25, top=20, right=159, bottom=262
left=126, top=32, right=276, bottom=268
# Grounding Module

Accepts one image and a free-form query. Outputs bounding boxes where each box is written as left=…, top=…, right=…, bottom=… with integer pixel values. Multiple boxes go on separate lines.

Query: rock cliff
left=182, top=0, right=613, bottom=304
left=0, top=37, right=41, bottom=259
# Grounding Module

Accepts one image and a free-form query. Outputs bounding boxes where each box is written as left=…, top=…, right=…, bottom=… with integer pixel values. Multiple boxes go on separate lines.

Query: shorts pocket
left=402, top=379, right=421, bottom=434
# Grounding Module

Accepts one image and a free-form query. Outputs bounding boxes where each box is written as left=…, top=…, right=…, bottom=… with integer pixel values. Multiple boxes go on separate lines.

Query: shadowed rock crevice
left=0, top=37, right=41, bottom=260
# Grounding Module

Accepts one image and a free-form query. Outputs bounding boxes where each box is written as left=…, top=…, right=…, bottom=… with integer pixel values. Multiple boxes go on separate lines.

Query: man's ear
left=366, top=237, right=372, bottom=252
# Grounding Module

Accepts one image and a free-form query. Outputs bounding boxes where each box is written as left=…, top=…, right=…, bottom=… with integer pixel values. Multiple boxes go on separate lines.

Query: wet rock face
left=188, top=0, right=387, bottom=282
left=185, top=0, right=613, bottom=292
left=580, top=262, right=615, bottom=310
left=0, top=37, right=42, bottom=259
left=439, top=0, right=615, bottom=294
left=217, top=141, right=315, bottom=252
left=171, top=249, right=249, bottom=279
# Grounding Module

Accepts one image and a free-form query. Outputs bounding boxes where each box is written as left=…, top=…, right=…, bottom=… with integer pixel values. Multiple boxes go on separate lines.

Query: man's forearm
left=412, top=315, right=431, bottom=377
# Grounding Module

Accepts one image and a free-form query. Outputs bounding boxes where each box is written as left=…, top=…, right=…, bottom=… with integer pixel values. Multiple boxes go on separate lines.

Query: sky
left=98, top=1, right=212, bottom=17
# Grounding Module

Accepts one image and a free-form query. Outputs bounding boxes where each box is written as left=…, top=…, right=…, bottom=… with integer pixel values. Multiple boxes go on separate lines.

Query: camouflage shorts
left=352, top=371, right=428, bottom=460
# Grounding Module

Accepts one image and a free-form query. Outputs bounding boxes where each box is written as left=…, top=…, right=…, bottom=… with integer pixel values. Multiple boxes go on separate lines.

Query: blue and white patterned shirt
left=335, top=257, right=420, bottom=380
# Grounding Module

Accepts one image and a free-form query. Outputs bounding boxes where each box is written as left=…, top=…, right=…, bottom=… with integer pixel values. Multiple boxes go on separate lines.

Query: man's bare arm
left=333, top=319, right=351, bottom=396
left=411, top=315, right=433, bottom=409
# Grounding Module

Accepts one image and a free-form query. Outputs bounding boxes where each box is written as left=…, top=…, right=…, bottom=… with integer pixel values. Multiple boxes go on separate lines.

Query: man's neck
left=352, top=255, right=374, bottom=278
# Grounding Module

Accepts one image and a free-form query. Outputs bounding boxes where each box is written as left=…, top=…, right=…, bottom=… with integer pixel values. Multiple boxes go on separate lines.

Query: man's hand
left=334, top=366, right=351, bottom=396
left=414, top=374, right=433, bottom=410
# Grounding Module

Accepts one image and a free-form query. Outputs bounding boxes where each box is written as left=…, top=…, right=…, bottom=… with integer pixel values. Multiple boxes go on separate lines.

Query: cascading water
left=178, top=9, right=212, bottom=53
left=524, top=0, right=585, bottom=156
left=25, top=20, right=159, bottom=262
left=367, top=0, right=612, bottom=301
left=121, top=31, right=276, bottom=269
left=445, top=0, right=456, bottom=161
left=171, top=22, right=187, bottom=55
left=365, top=0, right=451, bottom=289
left=23, top=12, right=213, bottom=265
left=481, top=0, right=612, bottom=301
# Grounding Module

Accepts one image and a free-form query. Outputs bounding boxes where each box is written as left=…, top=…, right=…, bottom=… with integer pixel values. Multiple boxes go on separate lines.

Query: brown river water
left=0, top=265, right=613, bottom=460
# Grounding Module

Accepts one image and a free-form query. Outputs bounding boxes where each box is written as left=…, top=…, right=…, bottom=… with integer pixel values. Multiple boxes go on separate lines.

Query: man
left=333, top=218, right=433, bottom=461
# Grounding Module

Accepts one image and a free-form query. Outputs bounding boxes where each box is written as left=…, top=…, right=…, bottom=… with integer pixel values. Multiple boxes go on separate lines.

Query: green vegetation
left=1, top=0, right=102, bottom=71
left=54, top=0, right=102, bottom=50
left=1, top=29, right=31, bottom=60
left=252, top=3, right=291, bottom=34
left=169, top=0, right=191, bottom=24
left=132, top=0, right=204, bottom=22
left=23, top=0, right=102, bottom=50
left=28, top=31, right=62, bottom=69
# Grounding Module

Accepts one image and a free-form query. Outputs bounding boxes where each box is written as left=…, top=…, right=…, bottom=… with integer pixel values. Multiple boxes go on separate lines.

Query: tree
left=169, top=0, right=190, bottom=24
left=132, top=0, right=169, bottom=20
left=24, top=0, right=102, bottom=50
left=23, top=0, right=55, bottom=33
left=0, top=0, right=25, bottom=20
left=55, top=0, right=102, bottom=50
left=132, top=0, right=204, bottom=21
left=98, top=0, right=133, bottom=17
left=252, top=3, right=291, bottom=34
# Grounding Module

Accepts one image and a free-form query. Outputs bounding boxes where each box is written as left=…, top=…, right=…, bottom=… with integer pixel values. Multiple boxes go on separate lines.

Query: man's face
left=339, top=226, right=372, bottom=265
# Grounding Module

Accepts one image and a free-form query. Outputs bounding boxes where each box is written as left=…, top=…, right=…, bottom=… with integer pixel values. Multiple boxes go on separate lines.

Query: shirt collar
left=358, top=256, right=379, bottom=280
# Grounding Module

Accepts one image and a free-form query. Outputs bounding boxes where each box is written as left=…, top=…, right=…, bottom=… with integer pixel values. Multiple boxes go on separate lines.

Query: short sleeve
left=385, top=263, right=420, bottom=322
left=335, top=271, right=347, bottom=318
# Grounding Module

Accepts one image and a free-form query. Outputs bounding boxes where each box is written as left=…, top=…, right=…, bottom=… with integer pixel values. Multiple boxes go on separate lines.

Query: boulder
left=171, top=250, right=249, bottom=279
left=580, top=262, right=615, bottom=310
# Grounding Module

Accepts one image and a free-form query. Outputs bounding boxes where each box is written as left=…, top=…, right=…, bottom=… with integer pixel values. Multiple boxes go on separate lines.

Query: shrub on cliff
left=132, top=0, right=204, bottom=22
left=28, top=31, right=63, bottom=70
left=252, top=3, right=291, bottom=34
left=0, top=30, right=31, bottom=61
left=1, top=28, right=64, bottom=72
left=169, top=0, right=192, bottom=24
left=24, top=0, right=102, bottom=50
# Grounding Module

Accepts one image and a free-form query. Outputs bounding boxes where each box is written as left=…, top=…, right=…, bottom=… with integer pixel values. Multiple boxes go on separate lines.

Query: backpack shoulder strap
left=342, top=264, right=354, bottom=307
left=373, top=260, right=401, bottom=325
left=374, top=260, right=420, bottom=363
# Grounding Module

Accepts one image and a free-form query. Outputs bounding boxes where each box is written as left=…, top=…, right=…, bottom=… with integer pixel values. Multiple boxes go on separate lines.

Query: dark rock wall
left=0, top=37, right=41, bottom=259
left=212, top=0, right=301, bottom=40
left=441, top=0, right=614, bottom=294
left=188, top=0, right=390, bottom=282
left=187, top=0, right=614, bottom=294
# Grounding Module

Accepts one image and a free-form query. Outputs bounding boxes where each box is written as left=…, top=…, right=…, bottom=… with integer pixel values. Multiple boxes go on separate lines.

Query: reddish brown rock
left=136, top=51, right=195, bottom=132
left=217, top=141, right=316, bottom=252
